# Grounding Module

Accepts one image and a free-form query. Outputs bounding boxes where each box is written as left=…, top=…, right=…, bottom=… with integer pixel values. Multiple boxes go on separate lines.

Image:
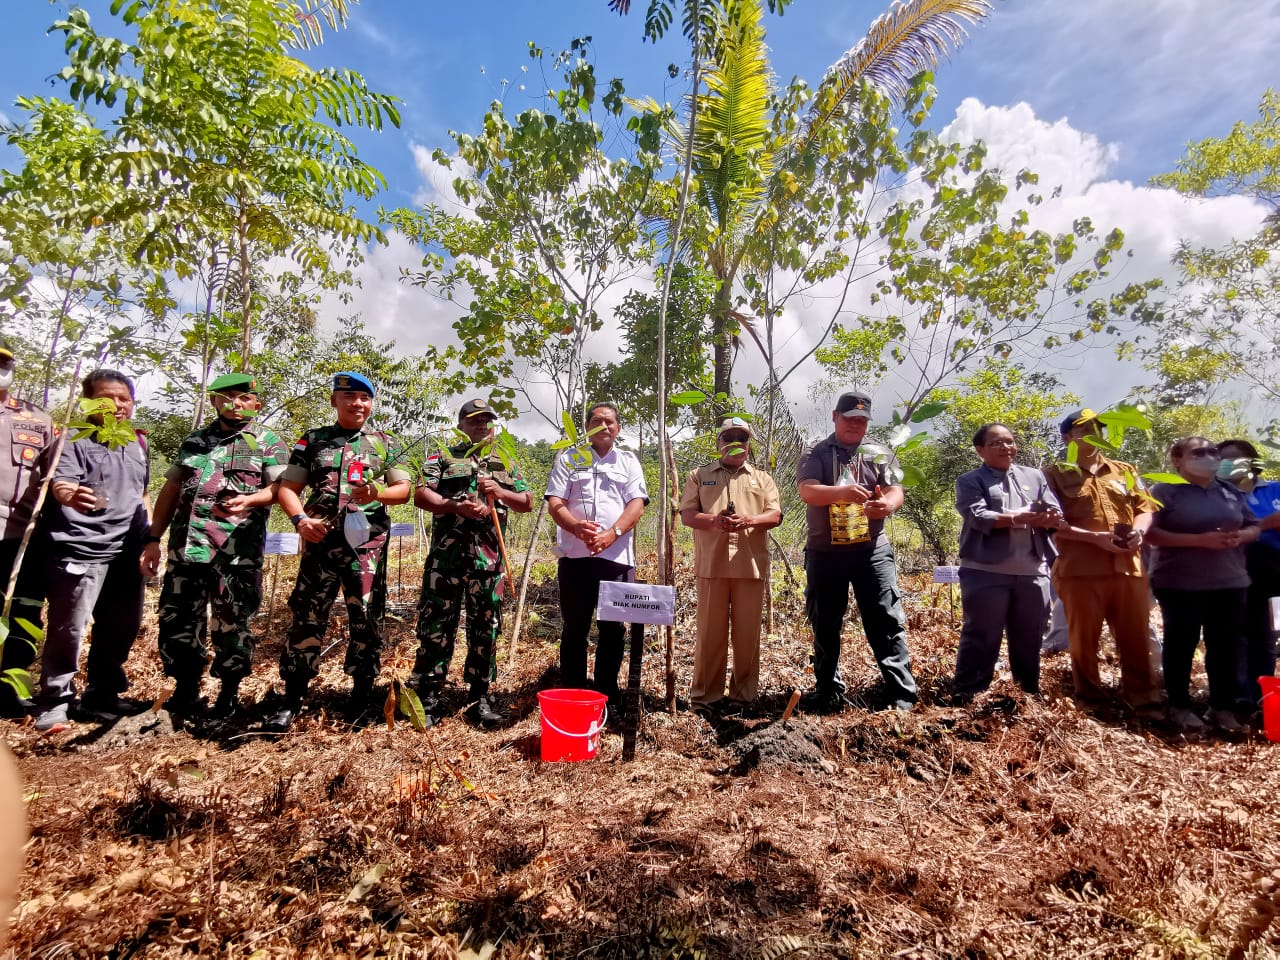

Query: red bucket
left=538, top=689, right=607, bottom=762
left=1260, top=676, right=1280, bottom=743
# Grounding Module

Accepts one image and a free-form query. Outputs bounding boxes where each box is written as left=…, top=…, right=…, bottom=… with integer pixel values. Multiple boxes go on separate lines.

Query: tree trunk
left=508, top=496, right=548, bottom=658
left=711, top=279, right=734, bottom=404
left=237, top=205, right=252, bottom=371
left=664, top=438, right=679, bottom=712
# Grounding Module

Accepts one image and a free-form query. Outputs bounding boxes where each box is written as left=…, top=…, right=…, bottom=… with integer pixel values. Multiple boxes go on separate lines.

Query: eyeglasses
left=1184, top=447, right=1217, bottom=457
left=984, top=439, right=1017, bottom=448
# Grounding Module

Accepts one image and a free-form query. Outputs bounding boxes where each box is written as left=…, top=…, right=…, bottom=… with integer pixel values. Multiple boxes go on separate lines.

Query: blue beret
left=332, top=371, right=374, bottom=397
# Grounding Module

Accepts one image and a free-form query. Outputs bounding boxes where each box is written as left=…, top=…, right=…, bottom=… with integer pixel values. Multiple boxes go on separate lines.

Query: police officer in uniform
left=0, top=342, right=55, bottom=717
left=264, top=372, right=411, bottom=731
left=142, top=373, right=290, bottom=721
left=413, top=399, right=531, bottom=725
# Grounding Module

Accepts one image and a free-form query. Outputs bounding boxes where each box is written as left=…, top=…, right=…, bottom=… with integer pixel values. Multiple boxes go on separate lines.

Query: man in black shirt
left=796, top=391, right=917, bottom=713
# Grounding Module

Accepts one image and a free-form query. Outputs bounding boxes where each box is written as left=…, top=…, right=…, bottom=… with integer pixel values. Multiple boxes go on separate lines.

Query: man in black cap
left=263, top=371, right=412, bottom=731
left=0, top=341, right=55, bottom=717
left=412, top=398, right=531, bottom=725
left=796, top=391, right=917, bottom=713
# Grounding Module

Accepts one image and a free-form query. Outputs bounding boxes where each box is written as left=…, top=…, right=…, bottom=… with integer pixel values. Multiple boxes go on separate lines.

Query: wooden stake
left=780, top=688, right=801, bottom=724
left=486, top=494, right=514, bottom=596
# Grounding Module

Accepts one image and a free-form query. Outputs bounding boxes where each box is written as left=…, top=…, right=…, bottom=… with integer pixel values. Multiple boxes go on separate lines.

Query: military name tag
left=263, top=532, right=301, bottom=555
left=389, top=522, right=416, bottom=537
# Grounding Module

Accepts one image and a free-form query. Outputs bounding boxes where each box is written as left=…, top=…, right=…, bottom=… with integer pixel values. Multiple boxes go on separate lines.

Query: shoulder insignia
left=14, top=431, right=45, bottom=446
left=21, top=447, right=35, bottom=462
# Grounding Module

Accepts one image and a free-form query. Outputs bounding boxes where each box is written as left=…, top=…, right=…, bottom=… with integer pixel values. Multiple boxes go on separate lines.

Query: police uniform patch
left=21, top=448, right=33, bottom=462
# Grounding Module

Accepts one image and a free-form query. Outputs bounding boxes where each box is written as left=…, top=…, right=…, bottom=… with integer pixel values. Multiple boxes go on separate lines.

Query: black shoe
left=346, top=673, right=378, bottom=721
left=465, top=694, right=503, bottom=726
left=165, top=677, right=206, bottom=724
left=209, top=682, right=242, bottom=720
left=77, top=692, right=149, bottom=722
left=416, top=690, right=443, bottom=728
left=801, top=688, right=845, bottom=715
left=262, top=697, right=301, bottom=733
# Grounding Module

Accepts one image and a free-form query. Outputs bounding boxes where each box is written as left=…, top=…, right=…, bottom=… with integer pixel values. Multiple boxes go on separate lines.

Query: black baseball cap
left=458, top=398, right=496, bottom=420
left=835, top=391, right=872, bottom=419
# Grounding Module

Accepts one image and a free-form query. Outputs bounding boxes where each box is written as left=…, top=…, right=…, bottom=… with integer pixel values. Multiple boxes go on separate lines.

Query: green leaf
left=909, top=400, right=948, bottom=423
left=1142, top=472, right=1187, bottom=485
left=560, top=410, right=577, bottom=441
left=12, top=619, right=43, bottom=643
left=899, top=464, right=925, bottom=488
left=669, top=389, right=709, bottom=406
left=398, top=686, right=429, bottom=732
left=1, top=669, right=32, bottom=700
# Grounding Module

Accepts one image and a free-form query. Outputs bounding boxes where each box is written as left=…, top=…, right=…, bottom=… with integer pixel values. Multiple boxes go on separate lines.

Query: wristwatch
left=612, top=526, right=623, bottom=538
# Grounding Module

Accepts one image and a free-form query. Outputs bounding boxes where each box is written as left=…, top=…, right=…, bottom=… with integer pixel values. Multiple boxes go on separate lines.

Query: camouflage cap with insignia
left=208, top=372, right=258, bottom=394
left=459, top=398, right=495, bottom=420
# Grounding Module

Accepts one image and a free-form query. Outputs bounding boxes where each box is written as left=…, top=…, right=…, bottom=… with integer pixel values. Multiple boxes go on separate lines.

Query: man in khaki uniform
left=679, top=417, right=782, bottom=712
left=1043, top=408, right=1161, bottom=707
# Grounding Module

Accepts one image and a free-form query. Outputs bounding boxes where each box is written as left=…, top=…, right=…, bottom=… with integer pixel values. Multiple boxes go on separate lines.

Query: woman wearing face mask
left=1215, top=439, right=1280, bottom=713
left=1145, top=437, right=1258, bottom=732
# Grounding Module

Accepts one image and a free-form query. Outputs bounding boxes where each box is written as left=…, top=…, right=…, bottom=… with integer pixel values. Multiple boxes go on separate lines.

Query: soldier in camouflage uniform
left=413, top=398, right=531, bottom=726
left=0, top=341, right=56, bottom=718
left=142, top=373, right=289, bottom=720
left=264, top=372, right=411, bottom=731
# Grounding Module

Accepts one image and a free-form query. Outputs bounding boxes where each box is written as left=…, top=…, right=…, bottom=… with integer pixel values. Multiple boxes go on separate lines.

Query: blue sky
left=3, top=1, right=1279, bottom=430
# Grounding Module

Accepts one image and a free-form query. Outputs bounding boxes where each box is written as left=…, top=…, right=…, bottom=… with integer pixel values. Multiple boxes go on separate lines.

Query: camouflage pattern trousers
left=412, top=561, right=502, bottom=695
left=281, top=530, right=387, bottom=684
left=157, top=560, right=262, bottom=681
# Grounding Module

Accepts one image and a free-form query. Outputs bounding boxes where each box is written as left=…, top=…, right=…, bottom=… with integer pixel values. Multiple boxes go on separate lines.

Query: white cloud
left=410, top=144, right=474, bottom=211
left=732, top=98, right=1272, bottom=432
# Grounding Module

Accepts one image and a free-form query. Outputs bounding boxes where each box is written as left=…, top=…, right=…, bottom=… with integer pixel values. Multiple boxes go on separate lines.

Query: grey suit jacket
left=955, top=463, right=1060, bottom=565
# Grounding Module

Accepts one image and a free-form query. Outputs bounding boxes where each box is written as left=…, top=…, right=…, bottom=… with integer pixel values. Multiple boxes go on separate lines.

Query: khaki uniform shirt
left=679, top=460, right=781, bottom=580
left=1043, top=456, right=1154, bottom=578
left=0, top=396, right=57, bottom=540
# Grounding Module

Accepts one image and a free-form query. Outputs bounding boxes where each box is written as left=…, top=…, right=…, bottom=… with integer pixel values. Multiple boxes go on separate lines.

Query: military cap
left=458, top=398, right=496, bottom=420
left=716, top=416, right=753, bottom=440
left=208, top=372, right=258, bottom=394
left=332, top=371, right=375, bottom=396
left=1059, top=408, right=1101, bottom=435
left=835, top=391, right=872, bottom=419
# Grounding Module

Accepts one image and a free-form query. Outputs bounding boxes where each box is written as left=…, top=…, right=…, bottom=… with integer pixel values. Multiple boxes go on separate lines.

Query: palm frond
left=692, top=0, right=775, bottom=231
left=811, top=0, right=989, bottom=128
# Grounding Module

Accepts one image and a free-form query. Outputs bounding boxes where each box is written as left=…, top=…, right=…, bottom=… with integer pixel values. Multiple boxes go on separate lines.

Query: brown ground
left=7, top=551, right=1280, bottom=958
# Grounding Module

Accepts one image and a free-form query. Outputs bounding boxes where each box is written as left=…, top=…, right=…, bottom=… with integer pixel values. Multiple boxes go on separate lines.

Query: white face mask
left=0, top=368, right=13, bottom=391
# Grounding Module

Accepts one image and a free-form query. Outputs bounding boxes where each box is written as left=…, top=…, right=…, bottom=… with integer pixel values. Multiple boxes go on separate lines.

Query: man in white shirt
left=545, top=402, right=649, bottom=708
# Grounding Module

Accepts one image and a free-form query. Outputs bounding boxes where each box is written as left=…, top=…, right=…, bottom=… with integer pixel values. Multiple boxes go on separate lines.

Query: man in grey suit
left=952, top=423, right=1065, bottom=700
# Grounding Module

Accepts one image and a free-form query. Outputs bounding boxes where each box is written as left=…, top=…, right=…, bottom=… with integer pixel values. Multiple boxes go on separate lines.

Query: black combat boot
left=262, top=677, right=308, bottom=733
left=165, top=673, right=205, bottom=725
left=466, top=688, right=503, bottom=726
left=209, top=679, right=241, bottom=719
left=346, top=671, right=378, bottom=721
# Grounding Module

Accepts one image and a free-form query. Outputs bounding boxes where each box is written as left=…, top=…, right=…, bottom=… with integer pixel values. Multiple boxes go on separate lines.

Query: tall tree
left=1145, top=90, right=1280, bottom=421
left=51, top=0, right=400, bottom=368
left=389, top=40, right=667, bottom=427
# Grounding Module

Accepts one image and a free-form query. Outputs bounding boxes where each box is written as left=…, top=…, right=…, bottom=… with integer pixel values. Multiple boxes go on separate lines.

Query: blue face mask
left=1218, top=457, right=1253, bottom=482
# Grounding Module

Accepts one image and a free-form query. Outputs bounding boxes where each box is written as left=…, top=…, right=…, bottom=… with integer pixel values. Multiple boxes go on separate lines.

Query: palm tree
left=615, top=0, right=992, bottom=400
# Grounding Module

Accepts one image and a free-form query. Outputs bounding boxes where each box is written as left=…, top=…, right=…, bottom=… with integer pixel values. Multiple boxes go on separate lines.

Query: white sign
left=389, top=522, right=416, bottom=538
left=1270, top=596, right=1280, bottom=632
left=263, top=532, right=301, bottom=556
left=932, top=565, right=960, bottom=584
left=597, top=581, right=676, bottom=626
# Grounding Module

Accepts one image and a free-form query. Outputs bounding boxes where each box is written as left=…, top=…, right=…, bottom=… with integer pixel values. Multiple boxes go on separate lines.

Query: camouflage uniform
left=412, top=443, right=528, bottom=695
left=280, top=424, right=409, bottom=684
left=0, top=395, right=57, bottom=675
left=157, top=419, right=289, bottom=682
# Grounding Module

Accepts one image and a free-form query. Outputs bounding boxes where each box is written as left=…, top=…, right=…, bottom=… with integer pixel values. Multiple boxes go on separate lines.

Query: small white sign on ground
left=933, top=566, right=960, bottom=584
left=389, top=522, right=416, bottom=538
left=598, top=581, right=676, bottom=626
left=264, top=532, right=301, bottom=556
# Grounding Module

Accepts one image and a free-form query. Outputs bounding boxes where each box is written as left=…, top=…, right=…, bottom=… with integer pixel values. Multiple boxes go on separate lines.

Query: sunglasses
left=1184, top=446, right=1218, bottom=457
left=721, top=433, right=750, bottom=445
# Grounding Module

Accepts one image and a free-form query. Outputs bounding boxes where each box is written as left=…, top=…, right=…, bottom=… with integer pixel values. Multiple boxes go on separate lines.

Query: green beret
left=209, top=373, right=258, bottom=394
